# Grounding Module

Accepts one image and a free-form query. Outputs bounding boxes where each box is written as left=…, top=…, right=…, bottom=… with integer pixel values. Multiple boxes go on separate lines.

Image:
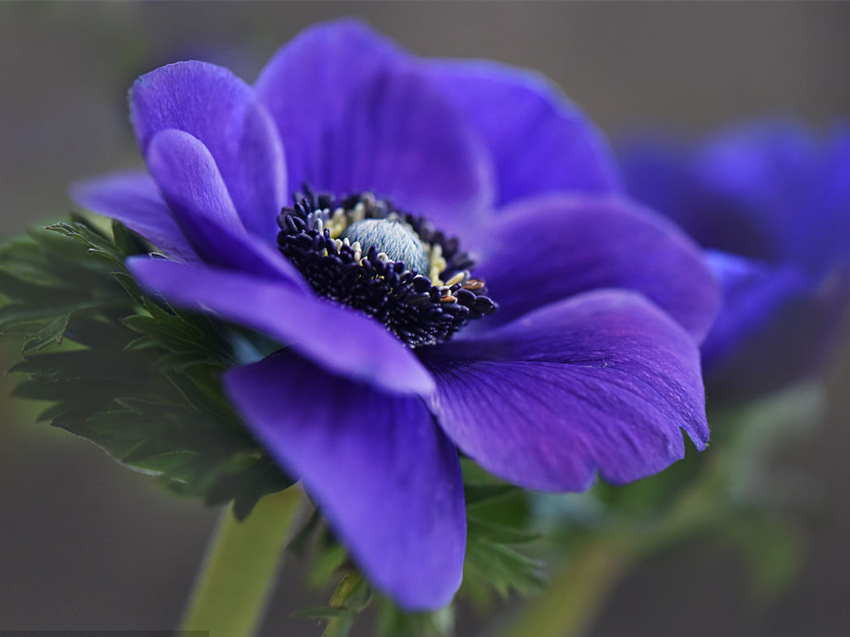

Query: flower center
left=277, top=189, right=496, bottom=348
left=341, top=219, right=430, bottom=276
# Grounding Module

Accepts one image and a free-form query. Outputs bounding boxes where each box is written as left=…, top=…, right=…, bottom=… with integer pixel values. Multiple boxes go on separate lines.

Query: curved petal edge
left=421, top=289, right=709, bottom=492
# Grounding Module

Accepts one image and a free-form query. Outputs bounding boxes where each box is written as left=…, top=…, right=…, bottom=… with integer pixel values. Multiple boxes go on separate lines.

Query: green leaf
left=0, top=269, right=73, bottom=303
left=464, top=483, right=516, bottom=506
left=291, top=607, right=354, bottom=620
left=0, top=301, right=101, bottom=332
left=0, top=215, right=292, bottom=509
left=464, top=538, right=547, bottom=599
left=21, top=313, right=70, bottom=353
left=129, top=450, right=200, bottom=475
left=468, top=516, right=540, bottom=545
left=111, top=219, right=150, bottom=256
left=10, top=349, right=149, bottom=381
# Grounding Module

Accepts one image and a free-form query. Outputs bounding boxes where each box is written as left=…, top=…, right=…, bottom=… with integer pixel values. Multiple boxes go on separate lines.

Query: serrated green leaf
left=112, top=271, right=143, bottom=303
left=111, top=219, right=150, bottom=256
left=60, top=317, right=134, bottom=350
left=48, top=221, right=125, bottom=265
left=464, top=483, right=516, bottom=507
left=13, top=376, right=136, bottom=403
left=127, top=450, right=200, bottom=474
left=10, top=350, right=149, bottom=382
left=291, top=607, right=354, bottom=620
left=22, top=313, right=70, bottom=353
left=0, top=269, right=74, bottom=303
left=0, top=301, right=100, bottom=332
left=464, top=539, right=547, bottom=599
left=1, top=216, right=290, bottom=518
left=468, top=516, right=541, bottom=545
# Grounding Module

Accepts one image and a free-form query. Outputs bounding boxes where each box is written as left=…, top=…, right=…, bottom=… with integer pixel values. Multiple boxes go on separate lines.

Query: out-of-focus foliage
left=0, top=216, right=292, bottom=517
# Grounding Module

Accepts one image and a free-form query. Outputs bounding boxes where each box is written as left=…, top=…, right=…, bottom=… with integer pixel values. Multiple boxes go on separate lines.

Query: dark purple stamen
left=277, top=188, right=496, bottom=347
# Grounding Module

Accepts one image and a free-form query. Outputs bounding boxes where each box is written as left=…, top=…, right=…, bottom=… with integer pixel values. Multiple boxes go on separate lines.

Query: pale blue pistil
left=341, top=218, right=430, bottom=275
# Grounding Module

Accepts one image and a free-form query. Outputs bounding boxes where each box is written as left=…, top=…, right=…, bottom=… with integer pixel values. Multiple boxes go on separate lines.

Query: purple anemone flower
left=620, top=120, right=850, bottom=401
left=72, top=20, right=719, bottom=609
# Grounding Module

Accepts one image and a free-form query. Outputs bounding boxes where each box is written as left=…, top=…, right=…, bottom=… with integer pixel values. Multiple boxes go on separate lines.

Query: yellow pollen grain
left=427, top=243, right=446, bottom=285
left=327, top=209, right=347, bottom=239
left=445, top=272, right=465, bottom=287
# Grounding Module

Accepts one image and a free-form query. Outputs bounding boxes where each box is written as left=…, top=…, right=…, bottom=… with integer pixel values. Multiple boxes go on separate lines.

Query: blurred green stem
left=498, top=537, right=634, bottom=637
left=498, top=465, right=723, bottom=637
left=180, top=487, right=305, bottom=637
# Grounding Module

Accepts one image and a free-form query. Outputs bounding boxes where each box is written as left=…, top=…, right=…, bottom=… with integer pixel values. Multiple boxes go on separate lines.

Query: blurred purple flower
left=72, top=20, right=718, bottom=609
left=620, top=120, right=850, bottom=402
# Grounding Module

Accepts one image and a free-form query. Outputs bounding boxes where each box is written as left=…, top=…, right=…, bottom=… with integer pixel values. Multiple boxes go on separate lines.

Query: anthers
left=277, top=188, right=497, bottom=348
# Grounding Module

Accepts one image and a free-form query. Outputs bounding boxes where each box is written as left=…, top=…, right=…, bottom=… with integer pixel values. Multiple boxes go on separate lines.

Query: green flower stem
left=498, top=465, right=724, bottom=637
left=497, top=537, right=635, bottom=637
left=180, top=486, right=305, bottom=637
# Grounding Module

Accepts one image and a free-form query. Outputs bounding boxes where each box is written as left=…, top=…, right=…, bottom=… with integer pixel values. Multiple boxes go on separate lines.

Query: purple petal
left=425, top=59, right=621, bottom=207
left=700, top=250, right=840, bottom=401
left=255, top=20, right=401, bottom=194
left=127, top=258, right=435, bottom=396
left=255, top=20, right=494, bottom=238
left=131, top=61, right=285, bottom=241
left=625, top=122, right=824, bottom=263
left=698, top=121, right=850, bottom=274
left=225, top=351, right=465, bottom=610
left=420, top=290, right=708, bottom=492
left=700, top=250, right=810, bottom=372
left=474, top=194, right=720, bottom=342
left=817, top=124, right=850, bottom=267
left=146, top=129, right=301, bottom=282
left=146, top=129, right=243, bottom=231
left=70, top=171, right=198, bottom=262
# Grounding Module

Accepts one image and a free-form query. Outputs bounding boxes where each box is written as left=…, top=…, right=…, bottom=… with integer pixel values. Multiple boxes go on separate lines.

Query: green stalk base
left=180, top=487, right=305, bottom=637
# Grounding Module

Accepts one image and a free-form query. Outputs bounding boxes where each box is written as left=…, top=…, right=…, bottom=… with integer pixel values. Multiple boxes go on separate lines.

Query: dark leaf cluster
left=0, top=216, right=292, bottom=517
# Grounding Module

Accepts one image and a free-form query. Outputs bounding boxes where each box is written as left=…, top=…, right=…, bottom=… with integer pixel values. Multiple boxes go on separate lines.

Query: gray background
left=1, top=2, right=849, bottom=636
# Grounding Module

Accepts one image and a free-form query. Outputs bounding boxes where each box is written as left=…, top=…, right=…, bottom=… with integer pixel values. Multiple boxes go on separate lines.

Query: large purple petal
left=255, top=20, right=494, bottom=239
left=255, top=20, right=401, bottom=195
left=621, top=122, right=834, bottom=268
left=70, top=171, right=198, bottom=263
left=127, top=258, right=435, bottom=396
left=225, top=352, right=465, bottom=610
left=474, top=195, right=720, bottom=342
left=131, top=60, right=285, bottom=241
left=145, top=129, right=302, bottom=283
left=419, top=290, right=708, bottom=492
left=697, top=121, right=850, bottom=274
left=426, top=59, right=621, bottom=207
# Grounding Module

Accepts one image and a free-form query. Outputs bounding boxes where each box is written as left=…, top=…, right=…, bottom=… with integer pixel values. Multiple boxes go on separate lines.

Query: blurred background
left=1, top=2, right=848, bottom=636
